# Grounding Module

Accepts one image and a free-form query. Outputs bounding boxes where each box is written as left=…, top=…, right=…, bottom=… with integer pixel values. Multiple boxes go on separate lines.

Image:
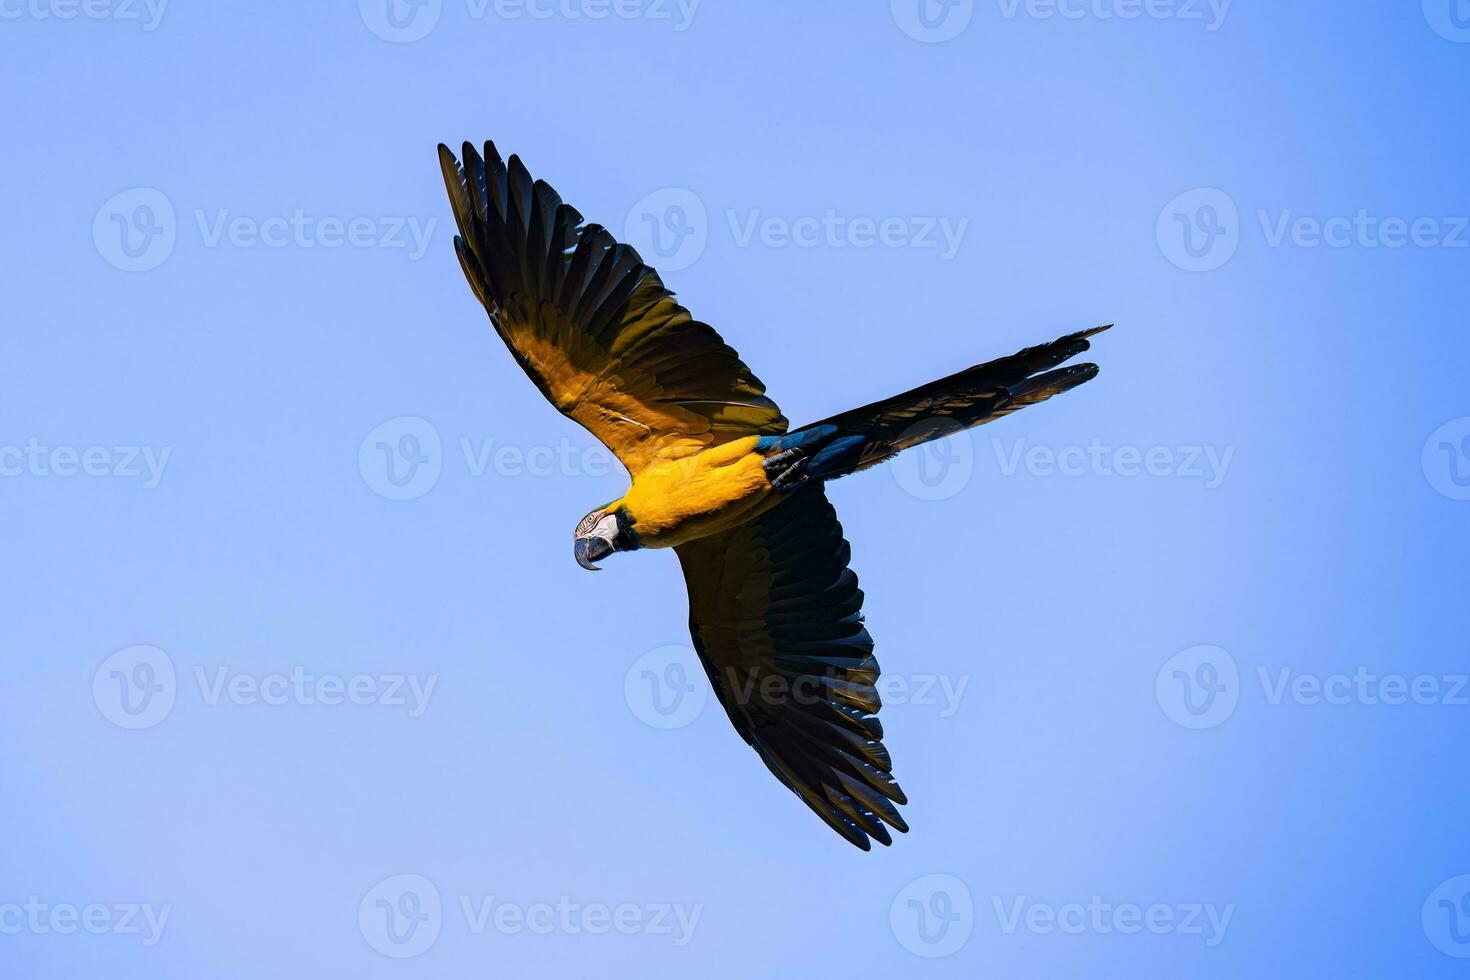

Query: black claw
left=764, top=449, right=811, bottom=492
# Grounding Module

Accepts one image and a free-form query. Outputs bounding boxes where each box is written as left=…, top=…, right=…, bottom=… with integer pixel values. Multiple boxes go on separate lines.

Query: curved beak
left=574, top=536, right=613, bottom=571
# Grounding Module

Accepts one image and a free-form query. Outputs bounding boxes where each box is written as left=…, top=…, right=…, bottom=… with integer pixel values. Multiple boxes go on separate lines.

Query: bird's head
left=573, top=502, right=640, bottom=571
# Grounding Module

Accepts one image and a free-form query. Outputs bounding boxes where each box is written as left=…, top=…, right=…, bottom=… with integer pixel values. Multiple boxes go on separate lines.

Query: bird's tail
left=759, top=325, right=1110, bottom=487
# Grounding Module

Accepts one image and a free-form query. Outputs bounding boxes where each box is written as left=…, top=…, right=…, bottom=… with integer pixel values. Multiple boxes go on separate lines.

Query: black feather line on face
left=614, top=507, right=641, bottom=550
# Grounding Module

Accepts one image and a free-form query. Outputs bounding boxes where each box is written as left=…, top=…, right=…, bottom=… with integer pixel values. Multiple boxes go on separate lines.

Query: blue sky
left=2, top=1, right=1468, bottom=976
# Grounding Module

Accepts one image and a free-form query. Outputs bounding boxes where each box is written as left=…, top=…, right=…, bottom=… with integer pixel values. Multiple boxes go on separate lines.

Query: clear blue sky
left=2, top=1, right=1469, bottom=976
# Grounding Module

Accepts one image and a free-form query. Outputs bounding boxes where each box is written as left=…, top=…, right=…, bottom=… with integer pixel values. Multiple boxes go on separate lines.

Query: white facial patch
left=590, top=513, right=619, bottom=544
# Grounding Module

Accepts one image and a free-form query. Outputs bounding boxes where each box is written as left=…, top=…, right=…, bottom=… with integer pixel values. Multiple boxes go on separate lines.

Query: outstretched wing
left=439, top=141, right=787, bottom=475
left=675, top=488, right=907, bottom=849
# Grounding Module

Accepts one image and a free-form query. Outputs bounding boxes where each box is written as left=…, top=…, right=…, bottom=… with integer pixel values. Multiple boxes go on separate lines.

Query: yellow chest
left=620, top=436, right=778, bottom=548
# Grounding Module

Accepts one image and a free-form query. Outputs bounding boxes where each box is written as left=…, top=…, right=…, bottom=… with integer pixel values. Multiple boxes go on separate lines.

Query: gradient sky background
left=2, top=1, right=1469, bottom=976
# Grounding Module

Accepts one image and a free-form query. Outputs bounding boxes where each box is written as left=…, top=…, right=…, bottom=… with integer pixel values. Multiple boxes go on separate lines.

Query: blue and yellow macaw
left=439, top=141, right=1110, bottom=850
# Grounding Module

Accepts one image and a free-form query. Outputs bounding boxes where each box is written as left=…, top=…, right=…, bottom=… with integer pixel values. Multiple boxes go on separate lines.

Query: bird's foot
left=763, top=448, right=811, bottom=492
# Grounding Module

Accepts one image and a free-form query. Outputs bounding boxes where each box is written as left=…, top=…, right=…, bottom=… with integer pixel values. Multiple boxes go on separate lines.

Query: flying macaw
left=439, top=141, right=1109, bottom=850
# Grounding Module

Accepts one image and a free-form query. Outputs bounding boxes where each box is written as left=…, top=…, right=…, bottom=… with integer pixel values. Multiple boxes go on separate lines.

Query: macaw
left=439, top=141, right=1109, bottom=850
